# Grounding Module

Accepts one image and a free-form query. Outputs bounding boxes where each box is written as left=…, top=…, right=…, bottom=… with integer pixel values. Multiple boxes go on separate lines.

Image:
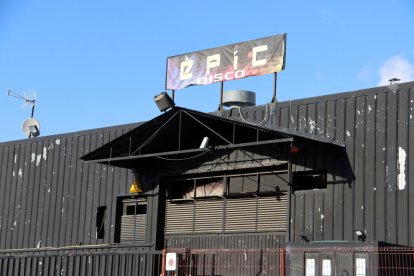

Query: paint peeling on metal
left=31, top=153, right=36, bottom=163
left=18, top=168, right=22, bottom=179
left=308, top=118, right=316, bottom=133
left=398, top=147, right=407, bottom=190
left=55, top=139, right=61, bottom=145
left=36, top=154, right=42, bottom=166
left=346, top=131, right=351, bottom=137
left=43, top=147, right=47, bottom=160
left=14, top=154, right=17, bottom=163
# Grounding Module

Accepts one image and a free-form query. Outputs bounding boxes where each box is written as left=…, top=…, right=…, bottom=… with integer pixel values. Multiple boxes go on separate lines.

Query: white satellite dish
left=22, top=117, right=41, bottom=138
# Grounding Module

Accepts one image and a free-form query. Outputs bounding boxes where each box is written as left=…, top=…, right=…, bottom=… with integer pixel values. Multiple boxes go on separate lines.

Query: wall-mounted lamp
left=154, top=92, right=175, bottom=112
left=355, top=230, right=366, bottom=242
left=290, top=145, right=300, bottom=154
left=200, top=137, right=210, bottom=149
left=300, top=234, right=310, bottom=242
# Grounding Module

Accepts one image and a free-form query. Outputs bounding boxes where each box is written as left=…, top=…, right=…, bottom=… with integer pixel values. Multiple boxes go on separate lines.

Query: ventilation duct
left=222, top=90, right=256, bottom=109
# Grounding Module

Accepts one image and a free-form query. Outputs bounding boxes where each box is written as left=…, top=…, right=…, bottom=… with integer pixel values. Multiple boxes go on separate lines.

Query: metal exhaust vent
left=222, top=90, right=256, bottom=108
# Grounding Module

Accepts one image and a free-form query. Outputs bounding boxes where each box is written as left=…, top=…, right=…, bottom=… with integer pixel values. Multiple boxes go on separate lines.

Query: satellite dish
left=22, top=117, right=41, bottom=138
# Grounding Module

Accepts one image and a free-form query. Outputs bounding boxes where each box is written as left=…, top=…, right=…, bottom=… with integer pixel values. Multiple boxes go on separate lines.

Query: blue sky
left=1, top=0, right=413, bottom=142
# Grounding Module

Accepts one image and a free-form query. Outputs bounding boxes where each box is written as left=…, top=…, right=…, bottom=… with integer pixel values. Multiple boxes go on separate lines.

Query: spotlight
left=300, top=234, right=310, bottom=242
left=154, top=92, right=175, bottom=112
left=355, top=230, right=366, bottom=242
left=200, top=137, right=210, bottom=149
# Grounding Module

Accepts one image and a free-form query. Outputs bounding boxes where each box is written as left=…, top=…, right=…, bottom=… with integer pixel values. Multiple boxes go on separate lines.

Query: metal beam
left=84, top=138, right=293, bottom=164
left=182, top=110, right=233, bottom=144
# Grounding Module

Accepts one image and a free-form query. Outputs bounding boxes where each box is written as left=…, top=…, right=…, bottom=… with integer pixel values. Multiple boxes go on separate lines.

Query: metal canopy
left=80, top=106, right=340, bottom=169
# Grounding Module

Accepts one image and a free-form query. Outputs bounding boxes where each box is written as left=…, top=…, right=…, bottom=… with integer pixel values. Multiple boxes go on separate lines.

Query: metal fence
left=2, top=245, right=414, bottom=275
left=162, top=246, right=414, bottom=276
left=0, top=246, right=162, bottom=276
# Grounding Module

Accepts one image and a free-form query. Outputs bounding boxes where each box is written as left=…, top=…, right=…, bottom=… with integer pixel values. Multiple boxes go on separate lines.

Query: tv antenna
left=7, top=89, right=41, bottom=138
left=7, top=89, right=37, bottom=118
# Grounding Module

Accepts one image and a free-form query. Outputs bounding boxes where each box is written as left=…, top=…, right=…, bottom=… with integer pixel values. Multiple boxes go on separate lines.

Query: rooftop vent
left=222, top=90, right=256, bottom=109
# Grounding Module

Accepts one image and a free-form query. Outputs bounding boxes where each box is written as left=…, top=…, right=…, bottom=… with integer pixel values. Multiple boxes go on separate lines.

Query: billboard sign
left=166, top=33, right=286, bottom=90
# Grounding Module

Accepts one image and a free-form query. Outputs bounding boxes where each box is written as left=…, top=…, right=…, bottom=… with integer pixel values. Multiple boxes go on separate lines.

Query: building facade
left=1, top=81, right=414, bottom=274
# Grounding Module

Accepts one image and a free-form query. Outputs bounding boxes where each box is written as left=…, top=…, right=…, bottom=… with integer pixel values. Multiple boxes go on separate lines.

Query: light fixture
left=300, top=234, right=310, bottom=242
left=290, top=145, right=300, bottom=154
left=200, top=137, right=210, bottom=149
left=154, top=92, right=175, bottom=112
left=355, top=230, right=366, bottom=242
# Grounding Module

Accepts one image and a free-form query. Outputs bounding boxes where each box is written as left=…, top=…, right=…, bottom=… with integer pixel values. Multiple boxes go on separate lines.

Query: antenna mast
left=7, top=89, right=37, bottom=118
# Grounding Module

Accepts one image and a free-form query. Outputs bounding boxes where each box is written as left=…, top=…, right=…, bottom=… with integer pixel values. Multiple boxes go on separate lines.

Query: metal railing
left=0, top=246, right=162, bottom=275
left=161, top=247, right=414, bottom=276
left=2, top=245, right=414, bottom=275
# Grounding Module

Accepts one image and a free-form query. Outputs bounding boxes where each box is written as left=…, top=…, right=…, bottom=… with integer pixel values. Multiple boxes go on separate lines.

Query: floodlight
left=355, top=230, right=366, bottom=242
left=200, top=137, right=210, bottom=149
left=154, top=92, right=175, bottom=112
left=300, top=235, right=310, bottom=242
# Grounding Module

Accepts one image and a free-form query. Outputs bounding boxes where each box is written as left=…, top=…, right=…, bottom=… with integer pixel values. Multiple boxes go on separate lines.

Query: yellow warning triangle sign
left=130, top=179, right=142, bottom=193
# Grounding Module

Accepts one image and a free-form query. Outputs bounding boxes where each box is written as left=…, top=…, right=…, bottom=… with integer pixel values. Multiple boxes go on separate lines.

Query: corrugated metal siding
left=165, top=233, right=286, bottom=249
left=223, top=82, right=414, bottom=245
left=225, top=198, right=257, bottom=232
left=194, top=200, right=222, bottom=233
left=2, top=81, right=414, bottom=251
left=165, top=195, right=287, bottom=236
left=0, top=125, right=138, bottom=250
left=0, top=246, right=162, bottom=275
left=165, top=201, right=194, bottom=234
left=120, top=215, right=147, bottom=242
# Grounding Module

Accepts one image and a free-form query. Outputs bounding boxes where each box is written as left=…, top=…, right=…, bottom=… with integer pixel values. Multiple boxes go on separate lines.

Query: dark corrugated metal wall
left=1, top=82, right=414, bottom=251
left=0, top=125, right=137, bottom=250
left=225, top=82, right=414, bottom=245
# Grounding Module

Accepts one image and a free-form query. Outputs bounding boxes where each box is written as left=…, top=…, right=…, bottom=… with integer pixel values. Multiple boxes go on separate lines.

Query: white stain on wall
left=308, top=118, right=316, bottom=133
left=36, top=154, right=42, bottom=166
left=43, top=147, right=47, bottom=160
left=398, top=147, right=407, bottom=190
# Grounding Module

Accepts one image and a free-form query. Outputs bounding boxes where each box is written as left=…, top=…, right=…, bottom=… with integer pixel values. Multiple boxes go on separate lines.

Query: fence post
left=161, top=249, right=166, bottom=276
left=279, top=248, right=285, bottom=276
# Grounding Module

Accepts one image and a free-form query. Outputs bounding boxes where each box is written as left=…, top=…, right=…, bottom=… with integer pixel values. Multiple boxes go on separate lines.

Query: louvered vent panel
left=165, top=201, right=194, bottom=234
left=225, top=198, right=257, bottom=232
left=194, top=199, right=223, bottom=233
left=257, top=195, right=287, bottom=231
left=120, top=214, right=147, bottom=242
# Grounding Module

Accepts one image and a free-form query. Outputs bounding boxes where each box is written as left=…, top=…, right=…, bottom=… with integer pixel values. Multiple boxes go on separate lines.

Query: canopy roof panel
left=81, top=106, right=343, bottom=169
